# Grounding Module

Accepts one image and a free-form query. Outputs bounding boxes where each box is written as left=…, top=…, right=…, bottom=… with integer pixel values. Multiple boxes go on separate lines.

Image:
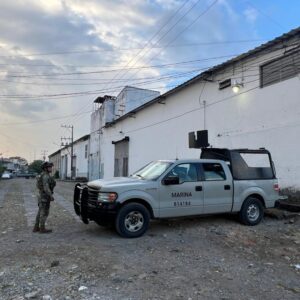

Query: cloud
left=244, top=7, right=259, bottom=24
left=0, top=0, right=268, bottom=160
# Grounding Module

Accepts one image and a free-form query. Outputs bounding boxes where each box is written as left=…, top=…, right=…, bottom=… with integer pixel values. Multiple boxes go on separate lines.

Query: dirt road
left=0, top=178, right=299, bottom=300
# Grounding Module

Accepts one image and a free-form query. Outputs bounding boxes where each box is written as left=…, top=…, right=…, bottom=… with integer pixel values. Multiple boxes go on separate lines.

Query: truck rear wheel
left=239, top=197, right=264, bottom=226
left=115, top=203, right=150, bottom=238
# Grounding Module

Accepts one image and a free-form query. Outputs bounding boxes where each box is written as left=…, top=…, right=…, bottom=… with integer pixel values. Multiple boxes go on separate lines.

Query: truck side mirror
left=162, top=176, right=180, bottom=185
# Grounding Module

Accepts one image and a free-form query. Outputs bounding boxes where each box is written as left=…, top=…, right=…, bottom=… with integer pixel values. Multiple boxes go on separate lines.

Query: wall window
left=260, top=49, right=300, bottom=88
left=219, top=78, right=231, bottom=90
left=85, top=144, right=88, bottom=159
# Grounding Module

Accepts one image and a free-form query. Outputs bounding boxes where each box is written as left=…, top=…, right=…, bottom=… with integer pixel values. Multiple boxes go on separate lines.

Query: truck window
left=202, top=163, right=226, bottom=181
left=166, top=163, right=199, bottom=183
left=231, top=152, right=274, bottom=180
left=132, top=161, right=173, bottom=180
left=240, top=153, right=270, bottom=167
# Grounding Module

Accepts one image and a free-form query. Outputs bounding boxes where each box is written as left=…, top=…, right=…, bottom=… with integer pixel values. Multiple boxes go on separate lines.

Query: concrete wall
left=114, top=86, right=160, bottom=117
left=49, top=152, right=61, bottom=177
left=89, top=109, right=101, bottom=180
left=99, top=40, right=300, bottom=189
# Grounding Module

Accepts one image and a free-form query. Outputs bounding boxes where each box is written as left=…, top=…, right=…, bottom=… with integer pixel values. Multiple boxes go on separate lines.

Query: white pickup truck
left=74, top=148, right=279, bottom=238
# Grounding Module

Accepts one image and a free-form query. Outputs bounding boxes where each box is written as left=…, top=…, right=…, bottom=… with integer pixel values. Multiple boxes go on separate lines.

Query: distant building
left=59, top=134, right=90, bottom=180
left=48, top=149, right=61, bottom=177
left=89, top=95, right=115, bottom=180
left=1, top=156, right=28, bottom=174
left=88, top=87, right=160, bottom=180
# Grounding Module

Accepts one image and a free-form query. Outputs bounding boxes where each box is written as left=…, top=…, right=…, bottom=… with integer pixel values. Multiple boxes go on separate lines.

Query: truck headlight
left=97, top=192, right=118, bottom=203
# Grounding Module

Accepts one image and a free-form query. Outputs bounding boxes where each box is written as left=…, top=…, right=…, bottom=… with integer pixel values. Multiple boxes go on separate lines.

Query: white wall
left=99, top=42, right=300, bottom=189
left=73, top=141, right=89, bottom=178
left=60, top=138, right=89, bottom=179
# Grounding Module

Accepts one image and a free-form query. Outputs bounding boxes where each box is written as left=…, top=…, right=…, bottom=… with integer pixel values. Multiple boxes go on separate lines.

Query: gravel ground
left=0, top=178, right=299, bottom=300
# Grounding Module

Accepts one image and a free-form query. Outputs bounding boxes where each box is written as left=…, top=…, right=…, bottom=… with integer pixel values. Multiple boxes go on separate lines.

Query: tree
left=28, top=160, right=44, bottom=174
left=0, top=164, right=6, bottom=176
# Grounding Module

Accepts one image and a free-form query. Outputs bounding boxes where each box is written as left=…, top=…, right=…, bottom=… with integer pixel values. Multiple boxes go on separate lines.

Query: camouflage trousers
left=34, top=198, right=50, bottom=228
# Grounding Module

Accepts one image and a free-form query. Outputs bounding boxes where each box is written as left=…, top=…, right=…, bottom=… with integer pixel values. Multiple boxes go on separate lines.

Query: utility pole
left=61, top=124, right=74, bottom=179
left=41, top=150, right=48, bottom=161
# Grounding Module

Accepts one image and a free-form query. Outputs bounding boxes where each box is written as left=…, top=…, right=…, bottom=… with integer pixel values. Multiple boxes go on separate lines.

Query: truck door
left=159, top=163, right=204, bottom=217
left=200, top=162, right=233, bottom=214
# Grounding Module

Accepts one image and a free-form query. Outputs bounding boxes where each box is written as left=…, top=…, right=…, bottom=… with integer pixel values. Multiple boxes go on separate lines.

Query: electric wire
left=0, top=47, right=297, bottom=101
left=0, top=38, right=266, bottom=63
left=122, top=0, right=219, bottom=85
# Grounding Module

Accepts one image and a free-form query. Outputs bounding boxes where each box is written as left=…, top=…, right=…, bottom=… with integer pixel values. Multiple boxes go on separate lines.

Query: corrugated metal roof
left=106, top=26, right=300, bottom=127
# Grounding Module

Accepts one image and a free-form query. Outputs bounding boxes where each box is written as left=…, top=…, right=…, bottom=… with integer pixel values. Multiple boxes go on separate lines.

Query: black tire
left=80, top=187, right=89, bottom=224
left=239, top=197, right=264, bottom=226
left=115, top=203, right=150, bottom=238
left=73, top=184, right=81, bottom=216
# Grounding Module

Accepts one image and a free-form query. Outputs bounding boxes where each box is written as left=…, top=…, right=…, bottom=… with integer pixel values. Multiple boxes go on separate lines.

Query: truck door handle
left=195, top=186, right=202, bottom=192
left=224, top=185, right=231, bottom=190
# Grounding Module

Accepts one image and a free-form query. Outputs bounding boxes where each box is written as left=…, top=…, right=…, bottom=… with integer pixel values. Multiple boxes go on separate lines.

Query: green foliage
left=28, top=160, right=44, bottom=174
left=0, top=164, right=6, bottom=176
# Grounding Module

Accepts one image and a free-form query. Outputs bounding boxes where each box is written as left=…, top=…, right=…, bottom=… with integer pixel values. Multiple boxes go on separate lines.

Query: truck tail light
left=273, top=183, right=280, bottom=192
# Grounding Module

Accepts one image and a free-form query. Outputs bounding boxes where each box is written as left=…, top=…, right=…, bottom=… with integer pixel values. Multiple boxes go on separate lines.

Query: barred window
left=260, top=49, right=300, bottom=88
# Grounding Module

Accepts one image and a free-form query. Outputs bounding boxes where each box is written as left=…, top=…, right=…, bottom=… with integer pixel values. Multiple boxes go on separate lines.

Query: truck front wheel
left=239, top=197, right=264, bottom=226
left=115, top=203, right=150, bottom=238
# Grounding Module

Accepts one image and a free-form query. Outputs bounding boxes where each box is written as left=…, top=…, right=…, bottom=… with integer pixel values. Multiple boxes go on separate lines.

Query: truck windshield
left=132, top=161, right=173, bottom=180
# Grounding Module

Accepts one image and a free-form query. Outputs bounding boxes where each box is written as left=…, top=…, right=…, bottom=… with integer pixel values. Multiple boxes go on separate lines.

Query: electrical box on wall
left=189, top=130, right=209, bottom=148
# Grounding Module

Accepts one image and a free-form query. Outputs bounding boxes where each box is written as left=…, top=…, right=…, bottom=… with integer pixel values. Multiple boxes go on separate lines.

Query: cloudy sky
left=0, top=0, right=299, bottom=162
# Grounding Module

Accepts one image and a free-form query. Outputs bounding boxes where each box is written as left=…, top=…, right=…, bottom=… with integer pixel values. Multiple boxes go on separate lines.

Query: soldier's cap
left=42, top=162, right=54, bottom=169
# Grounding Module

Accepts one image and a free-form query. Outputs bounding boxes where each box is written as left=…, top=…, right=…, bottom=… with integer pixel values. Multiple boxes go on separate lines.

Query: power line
left=0, top=38, right=266, bottom=63
left=109, top=0, right=205, bottom=88
left=245, top=1, right=287, bottom=31
left=4, top=40, right=299, bottom=81
left=2, top=54, right=240, bottom=78
left=3, top=56, right=234, bottom=78
left=0, top=47, right=295, bottom=101
left=0, top=110, right=91, bottom=126
left=0, top=68, right=213, bottom=100
left=105, top=0, right=195, bottom=91
left=122, top=0, right=219, bottom=84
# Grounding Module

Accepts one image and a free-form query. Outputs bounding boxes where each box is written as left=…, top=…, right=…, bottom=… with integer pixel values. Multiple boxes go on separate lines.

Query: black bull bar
left=73, top=183, right=89, bottom=224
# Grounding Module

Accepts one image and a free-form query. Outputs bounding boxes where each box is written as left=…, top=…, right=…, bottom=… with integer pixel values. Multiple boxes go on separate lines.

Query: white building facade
left=59, top=134, right=90, bottom=180
left=93, top=28, right=300, bottom=189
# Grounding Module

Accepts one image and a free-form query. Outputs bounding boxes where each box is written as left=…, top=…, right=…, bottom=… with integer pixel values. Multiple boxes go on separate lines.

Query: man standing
left=33, top=162, right=56, bottom=233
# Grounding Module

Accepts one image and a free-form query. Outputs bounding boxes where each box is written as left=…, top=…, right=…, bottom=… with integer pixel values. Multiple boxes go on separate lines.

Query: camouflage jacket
left=37, top=171, right=56, bottom=200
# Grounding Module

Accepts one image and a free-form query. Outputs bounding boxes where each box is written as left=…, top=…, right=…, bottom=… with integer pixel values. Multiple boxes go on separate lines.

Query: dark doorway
left=113, top=138, right=129, bottom=177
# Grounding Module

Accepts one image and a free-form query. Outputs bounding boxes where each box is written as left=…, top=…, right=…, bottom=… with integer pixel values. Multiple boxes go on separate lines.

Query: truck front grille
left=87, top=187, right=99, bottom=208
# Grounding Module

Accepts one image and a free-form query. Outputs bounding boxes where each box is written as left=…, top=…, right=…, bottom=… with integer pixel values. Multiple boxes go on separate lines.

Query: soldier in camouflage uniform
left=33, top=162, right=56, bottom=233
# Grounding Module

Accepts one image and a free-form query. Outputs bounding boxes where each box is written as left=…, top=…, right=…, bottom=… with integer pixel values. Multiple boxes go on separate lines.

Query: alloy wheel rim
left=247, top=204, right=260, bottom=222
left=124, top=211, right=144, bottom=232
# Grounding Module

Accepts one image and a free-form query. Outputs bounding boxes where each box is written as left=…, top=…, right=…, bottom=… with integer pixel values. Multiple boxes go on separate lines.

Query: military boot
left=39, top=226, right=52, bottom=234
left=32, top=225, right=40, bottom=232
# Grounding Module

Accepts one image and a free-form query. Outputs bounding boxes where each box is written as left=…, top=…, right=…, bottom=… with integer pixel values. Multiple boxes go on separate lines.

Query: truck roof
left=158, top=159, right=226, bottom=164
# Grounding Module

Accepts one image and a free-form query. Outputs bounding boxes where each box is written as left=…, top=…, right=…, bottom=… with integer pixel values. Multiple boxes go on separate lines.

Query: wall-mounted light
left=232, top=80, right=243, bottom=94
